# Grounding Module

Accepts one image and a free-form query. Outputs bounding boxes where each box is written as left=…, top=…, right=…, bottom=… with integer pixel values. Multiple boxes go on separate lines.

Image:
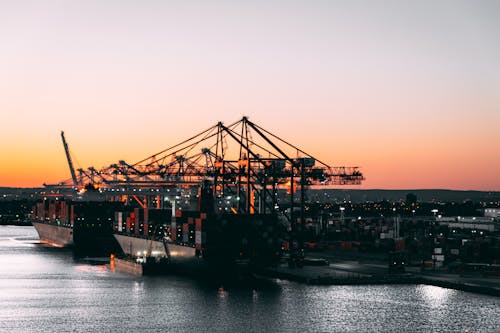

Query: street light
left=392, top=207, right=399, bottom=239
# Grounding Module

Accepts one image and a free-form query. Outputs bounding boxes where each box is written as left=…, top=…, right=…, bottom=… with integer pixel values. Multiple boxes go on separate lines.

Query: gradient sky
left=1, top=0, right=499, bottom=190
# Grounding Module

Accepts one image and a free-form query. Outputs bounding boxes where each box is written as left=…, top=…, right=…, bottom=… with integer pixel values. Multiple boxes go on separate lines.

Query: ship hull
left=113, top=213, right=285, bottom=274
left=32, top=221, right=122, bottom=256
left=112, top=233, right=251, bottom=278
left=32, top=222, right=74, bottom=247
left=31, top=200, right=127, bottom=256
left=114, top=233, right=196, bottom=261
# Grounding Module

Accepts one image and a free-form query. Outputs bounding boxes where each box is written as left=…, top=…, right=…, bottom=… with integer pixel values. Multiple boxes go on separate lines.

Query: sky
left=1, top=0, right=499, bottom=190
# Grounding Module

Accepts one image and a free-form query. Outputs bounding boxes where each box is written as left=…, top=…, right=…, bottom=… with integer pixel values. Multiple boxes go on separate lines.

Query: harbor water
left=0, top=226, right=499, bottom=332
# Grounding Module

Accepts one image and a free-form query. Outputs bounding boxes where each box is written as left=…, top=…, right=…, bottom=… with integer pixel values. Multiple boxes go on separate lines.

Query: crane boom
left=61, top=131, right=78, bottom=187
left=50, top=118, right=363, bottom=193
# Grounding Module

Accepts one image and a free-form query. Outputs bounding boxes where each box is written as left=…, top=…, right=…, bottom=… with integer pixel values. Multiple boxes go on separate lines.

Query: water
left=0, top=226, right=499, bottom=332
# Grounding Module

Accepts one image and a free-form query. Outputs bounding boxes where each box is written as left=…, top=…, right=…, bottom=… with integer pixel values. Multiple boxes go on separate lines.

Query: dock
left=258, top=257, right=500, bottom=297
left=259, top=263, right=418, bottom=285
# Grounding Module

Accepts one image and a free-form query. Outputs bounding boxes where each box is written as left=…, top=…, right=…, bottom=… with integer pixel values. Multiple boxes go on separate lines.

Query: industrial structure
left=45, top=117, right=364, bottom=251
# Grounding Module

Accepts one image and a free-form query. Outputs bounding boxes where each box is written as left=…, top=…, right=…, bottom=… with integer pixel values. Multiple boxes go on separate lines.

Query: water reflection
left=418, top=285, right=454, bottom=308
left=252, top=289, right=258, bottom=303
left=133, top=281, right=144, bottom=297
left=218, top=286, right=226, bottom=298
left=1, top=226, right=499, bottom=332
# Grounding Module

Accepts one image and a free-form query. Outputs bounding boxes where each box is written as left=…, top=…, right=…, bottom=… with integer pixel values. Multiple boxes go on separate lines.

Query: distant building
left=436, top=216, right=497, bottom=232
left=484, top=208, right=500, bottom=219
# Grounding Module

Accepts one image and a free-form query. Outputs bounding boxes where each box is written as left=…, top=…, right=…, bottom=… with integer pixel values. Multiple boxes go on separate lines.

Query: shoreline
left=258, top=265, right=500, bottom=297
left=3, top=224, right=499, bottom=297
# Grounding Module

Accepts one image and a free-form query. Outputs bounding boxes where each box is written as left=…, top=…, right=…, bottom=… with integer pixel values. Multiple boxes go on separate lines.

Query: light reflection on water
left=0, top=226, right=499, bottom=332
left=418, top=285, right=454, bottom=307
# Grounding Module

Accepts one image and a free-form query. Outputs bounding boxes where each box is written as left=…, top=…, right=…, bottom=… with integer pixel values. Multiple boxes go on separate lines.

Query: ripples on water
left=0, top=226, right=498, bottom=332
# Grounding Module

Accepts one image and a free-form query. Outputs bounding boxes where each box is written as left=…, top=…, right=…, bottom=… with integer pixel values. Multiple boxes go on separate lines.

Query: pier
left=258, top=254, right=500, bottom=297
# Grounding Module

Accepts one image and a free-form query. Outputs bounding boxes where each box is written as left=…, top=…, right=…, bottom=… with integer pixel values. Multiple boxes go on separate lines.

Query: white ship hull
left=32, top=222, right=74, bottom=247
left=113, top=233, right=196, bottom=261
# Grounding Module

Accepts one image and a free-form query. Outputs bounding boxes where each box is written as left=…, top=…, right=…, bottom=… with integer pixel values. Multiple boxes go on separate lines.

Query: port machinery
left=47, top=117, right=363, bottom=246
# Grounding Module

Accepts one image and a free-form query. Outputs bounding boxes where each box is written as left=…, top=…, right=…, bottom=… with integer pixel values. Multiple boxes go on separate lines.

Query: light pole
left=393, top=207, right=398, bottom=240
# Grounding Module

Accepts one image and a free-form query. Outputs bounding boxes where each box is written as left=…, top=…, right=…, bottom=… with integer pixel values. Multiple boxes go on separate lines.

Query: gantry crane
left=49, top=117, right=363, bottom=223
left=47, top=117, right=364, bottom=252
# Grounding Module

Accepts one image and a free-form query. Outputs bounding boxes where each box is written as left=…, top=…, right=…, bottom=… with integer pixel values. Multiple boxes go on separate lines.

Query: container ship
left=112, top=205, right=286, bottom=275
left=31, top=199, right=124, bottom=256
left=31, top=198, right=286, bottom=273
left=37, top=119, right=363, bottom=274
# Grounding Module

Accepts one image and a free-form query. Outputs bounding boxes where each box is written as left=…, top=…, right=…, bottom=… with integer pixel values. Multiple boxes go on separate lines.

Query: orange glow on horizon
left=1, top=120, right=500, bottom=191
left=1, top=2, right=499, bottom=190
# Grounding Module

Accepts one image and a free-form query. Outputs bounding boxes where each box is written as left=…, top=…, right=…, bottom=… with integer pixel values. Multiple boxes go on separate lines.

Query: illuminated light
left=39, top=239, right=65, bottom=248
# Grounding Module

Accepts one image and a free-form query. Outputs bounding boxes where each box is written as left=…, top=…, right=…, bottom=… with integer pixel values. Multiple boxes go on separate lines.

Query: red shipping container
left=70, top=205, right=74, bottom=226
left=126, top=217, right=131, bottom=232
left=195, top=218, right=203, bottom=249
left=395, top=239, right=405, bottom=251
left=171, top=223, right=177, bottom=241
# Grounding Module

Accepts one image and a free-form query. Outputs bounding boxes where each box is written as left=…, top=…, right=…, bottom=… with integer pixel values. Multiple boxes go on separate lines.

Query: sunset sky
left=1, top=1, right=499, bottom=190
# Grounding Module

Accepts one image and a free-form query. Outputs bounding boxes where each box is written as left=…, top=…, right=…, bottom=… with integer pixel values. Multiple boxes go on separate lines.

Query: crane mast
left=61, top=131, right=79, bottom=188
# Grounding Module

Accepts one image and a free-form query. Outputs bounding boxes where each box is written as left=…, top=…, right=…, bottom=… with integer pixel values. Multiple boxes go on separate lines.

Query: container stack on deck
left=113, top=206, right=285, bottom=269
left=33, top=200, right=73, bottom=227
left=31, top=200, right=124, bottom=255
